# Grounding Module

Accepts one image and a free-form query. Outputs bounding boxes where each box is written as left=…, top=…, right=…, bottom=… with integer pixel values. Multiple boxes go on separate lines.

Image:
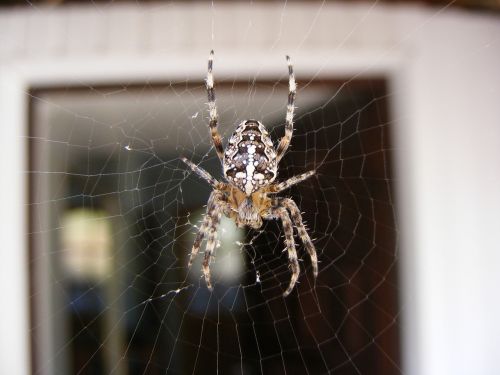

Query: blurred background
left=1, top=1, right=499, bottom=375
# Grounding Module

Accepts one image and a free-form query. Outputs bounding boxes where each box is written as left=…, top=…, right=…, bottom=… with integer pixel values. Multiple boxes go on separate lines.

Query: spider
left=181, top=51, right=317, bottom=296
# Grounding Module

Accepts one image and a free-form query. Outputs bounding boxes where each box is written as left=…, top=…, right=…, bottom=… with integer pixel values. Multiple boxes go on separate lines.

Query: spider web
left=30, top=75, right=398, bottom=373
left=6, top=1, right=495, bottom=374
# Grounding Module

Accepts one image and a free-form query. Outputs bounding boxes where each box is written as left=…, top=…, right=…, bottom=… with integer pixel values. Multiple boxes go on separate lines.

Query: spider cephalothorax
left=181, top=51, right=317, bottom=296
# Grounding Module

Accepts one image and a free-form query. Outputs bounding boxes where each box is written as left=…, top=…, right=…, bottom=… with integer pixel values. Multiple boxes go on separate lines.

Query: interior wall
left=0, top=3, right=499, bottom=375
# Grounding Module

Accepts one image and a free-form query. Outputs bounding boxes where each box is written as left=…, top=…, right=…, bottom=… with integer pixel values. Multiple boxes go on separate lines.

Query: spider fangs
left=181, top=51, right=318, bottom=296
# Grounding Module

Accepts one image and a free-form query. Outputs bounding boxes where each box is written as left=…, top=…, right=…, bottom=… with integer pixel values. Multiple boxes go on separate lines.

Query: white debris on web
left=255, top=270, right=261, bottom=284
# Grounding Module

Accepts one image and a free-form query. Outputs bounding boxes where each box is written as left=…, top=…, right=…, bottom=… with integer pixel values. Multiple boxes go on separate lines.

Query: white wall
left=0, top=3, right=499, bottom=374
left=0, top=66, right=29, bottom=375
left=394, top=10, right=500, bottom=375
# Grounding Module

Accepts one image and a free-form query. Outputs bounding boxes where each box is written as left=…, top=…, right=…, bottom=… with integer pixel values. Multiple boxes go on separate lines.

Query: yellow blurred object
left=60, top=209, right=113, bottom=282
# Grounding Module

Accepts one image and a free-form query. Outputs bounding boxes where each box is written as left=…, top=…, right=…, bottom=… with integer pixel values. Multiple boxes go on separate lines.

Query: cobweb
left=21, top=2, right=421, bottom=374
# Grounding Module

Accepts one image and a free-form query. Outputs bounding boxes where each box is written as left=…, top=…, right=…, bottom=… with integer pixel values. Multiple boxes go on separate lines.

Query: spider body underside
left=181, top=51, right=318, bottom=296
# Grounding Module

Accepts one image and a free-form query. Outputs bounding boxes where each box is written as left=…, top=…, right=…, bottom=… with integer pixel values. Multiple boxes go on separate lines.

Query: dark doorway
left=28, top=78, right=399, bottom=374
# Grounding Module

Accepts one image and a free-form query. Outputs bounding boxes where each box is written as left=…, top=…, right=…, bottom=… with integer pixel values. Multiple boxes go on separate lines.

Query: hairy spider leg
left=188, top=212, right=211, bottom=267
left=201, top=192, right=231, bottom=290
left=266, top=206, right=300, bottom=297
left=188, top=191, right=230, bottom=290
left=278, top=197, right=318, bottom=278
left=202, top=203, right=223, bottom=290
left=187, top=190, right=218, bottom=268
left=270, top=170, right=315, bottom=193
left=181, top=157, right=220, bottom=188
left=206, top=50, right=225, bottom=163
left=276, top=55, right=296, bottom=162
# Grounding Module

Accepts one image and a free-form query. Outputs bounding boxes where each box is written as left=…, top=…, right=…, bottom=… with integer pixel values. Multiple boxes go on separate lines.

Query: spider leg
left=266, top=206, right=300, bottom=297
left=270, top=170, right=315, bottom=193
left=188, top=209, right=211, bottom=267
left=206, top=50, right=225, bottom=163
left=276, top=55, right=296, bottom=163
left=201, top=194, right=229, bottom=291
left=188, top=191, right=219, bottom=267
left=189, top=191, right=230, bottom=291
left=181, top=157, right=221, bottom=189
left=278, top=198, right=318, bottom=278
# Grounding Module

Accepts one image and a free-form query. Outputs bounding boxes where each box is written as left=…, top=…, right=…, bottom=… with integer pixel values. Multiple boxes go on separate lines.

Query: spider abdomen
left=223, top=120, right=277, bottom=195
